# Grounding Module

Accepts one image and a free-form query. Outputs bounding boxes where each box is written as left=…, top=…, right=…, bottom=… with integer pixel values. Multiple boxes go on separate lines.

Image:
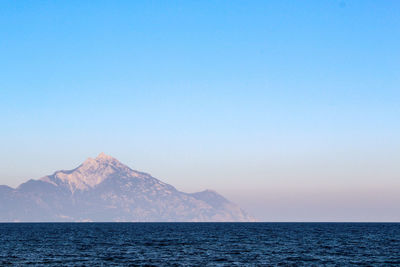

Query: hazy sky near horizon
left=1, top=1, right=399, bottom=221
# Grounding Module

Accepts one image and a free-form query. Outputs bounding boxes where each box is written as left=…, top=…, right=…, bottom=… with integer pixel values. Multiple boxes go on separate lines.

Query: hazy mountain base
left=0, top=154, right=254, bottom=222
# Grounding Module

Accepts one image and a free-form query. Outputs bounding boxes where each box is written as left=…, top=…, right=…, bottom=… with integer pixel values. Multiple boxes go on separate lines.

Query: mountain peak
left=82, top=153, right=117, bottom=166
left=41, top=153, right=138, bottom=192
left=96, top=152, right=114, bottom=161
left=5, top=153, right=255, bottom=222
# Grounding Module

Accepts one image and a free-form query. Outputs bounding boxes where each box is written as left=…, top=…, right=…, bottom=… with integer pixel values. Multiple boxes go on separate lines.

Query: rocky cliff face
left=0, top=153, right=255, bottom=222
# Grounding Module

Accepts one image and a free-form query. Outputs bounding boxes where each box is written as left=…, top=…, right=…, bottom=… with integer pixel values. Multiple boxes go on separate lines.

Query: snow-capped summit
left=84, top=152, right=124, bottom=166
left=40, top=153, right=146, bottom=192
left=0, top=153, right=255, bottom=222
left=96, top=152, right=114, bottom=161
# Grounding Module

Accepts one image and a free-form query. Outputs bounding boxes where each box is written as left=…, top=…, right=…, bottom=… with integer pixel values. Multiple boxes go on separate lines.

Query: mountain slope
left=0, top=153, right=255, bottom=222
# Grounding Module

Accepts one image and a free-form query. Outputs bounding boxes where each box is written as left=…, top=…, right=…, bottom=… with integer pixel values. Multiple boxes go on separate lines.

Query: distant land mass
left=0, top=153, right=255, bottom=222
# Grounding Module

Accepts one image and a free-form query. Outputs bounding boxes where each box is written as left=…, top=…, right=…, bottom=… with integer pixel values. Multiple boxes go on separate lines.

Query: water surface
left=0, top=223, right=399, bottom=266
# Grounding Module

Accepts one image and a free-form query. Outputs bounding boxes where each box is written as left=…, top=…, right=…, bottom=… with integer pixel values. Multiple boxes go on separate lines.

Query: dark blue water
left=0, top=223, right=399, bottom=266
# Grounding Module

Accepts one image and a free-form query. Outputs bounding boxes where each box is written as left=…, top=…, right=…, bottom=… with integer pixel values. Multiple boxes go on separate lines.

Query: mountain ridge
left=0, top=153, right=255, bottom=222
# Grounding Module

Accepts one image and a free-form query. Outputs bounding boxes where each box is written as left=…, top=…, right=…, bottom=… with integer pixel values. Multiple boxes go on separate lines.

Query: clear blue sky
left=1, top=1, right=399, bottom=221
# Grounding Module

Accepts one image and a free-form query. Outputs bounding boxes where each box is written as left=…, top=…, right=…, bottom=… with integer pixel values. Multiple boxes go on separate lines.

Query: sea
left=0, top=223, right=399, bottom=266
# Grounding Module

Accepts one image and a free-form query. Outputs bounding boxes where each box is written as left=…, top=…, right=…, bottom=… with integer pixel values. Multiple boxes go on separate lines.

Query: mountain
left=0, top=153, right=255, bottom=222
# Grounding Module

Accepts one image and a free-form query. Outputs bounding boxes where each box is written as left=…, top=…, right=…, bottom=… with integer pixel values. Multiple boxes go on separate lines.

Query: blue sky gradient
left=1, top=1, right=399, bottom=221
